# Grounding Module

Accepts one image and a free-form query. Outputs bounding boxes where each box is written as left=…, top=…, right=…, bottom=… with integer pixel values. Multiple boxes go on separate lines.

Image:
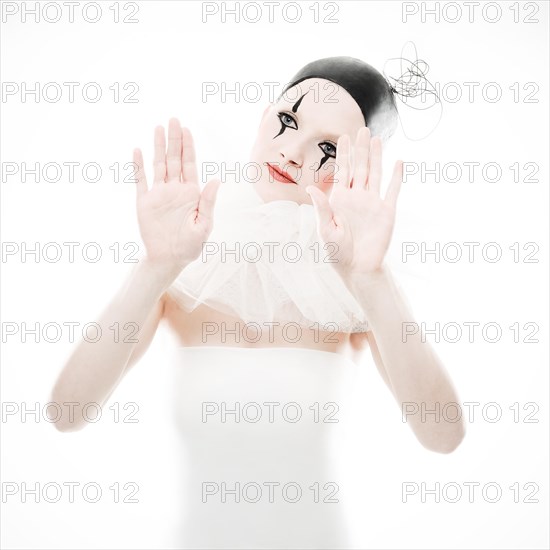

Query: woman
left=51, top=56, right=465, bottom=548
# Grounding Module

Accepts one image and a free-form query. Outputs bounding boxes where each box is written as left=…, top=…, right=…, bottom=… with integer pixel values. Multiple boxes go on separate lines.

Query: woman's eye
left=319, top=142, right=337, bottom=158
left=277, top=112, right=298, bottom=130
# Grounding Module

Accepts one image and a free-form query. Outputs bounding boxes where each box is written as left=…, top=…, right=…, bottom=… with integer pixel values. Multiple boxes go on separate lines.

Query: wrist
left=138, top=255, right=189, bottom=291
left=343, top=263, right=391, bottom=288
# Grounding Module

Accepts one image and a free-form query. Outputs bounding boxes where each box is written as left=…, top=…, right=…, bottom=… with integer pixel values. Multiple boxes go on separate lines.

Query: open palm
left=307, top=127, right=403, bottom=276
left=134, top=118, right=220, bottom=270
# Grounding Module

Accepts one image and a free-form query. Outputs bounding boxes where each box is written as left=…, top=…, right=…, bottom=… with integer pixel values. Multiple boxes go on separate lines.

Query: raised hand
left=306, top=126, right=403, bottom=276
left=133, top=118, right=220, bottom=271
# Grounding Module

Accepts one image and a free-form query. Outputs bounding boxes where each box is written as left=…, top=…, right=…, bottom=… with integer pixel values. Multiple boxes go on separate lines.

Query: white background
left=1, top=1, right=548, bottom=548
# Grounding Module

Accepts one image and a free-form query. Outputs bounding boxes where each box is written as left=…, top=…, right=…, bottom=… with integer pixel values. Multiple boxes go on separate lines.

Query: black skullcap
left=280, top=56, right=399, bottom=139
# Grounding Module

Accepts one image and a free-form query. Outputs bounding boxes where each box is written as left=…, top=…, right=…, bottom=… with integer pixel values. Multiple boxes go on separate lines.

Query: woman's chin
left=253, top=180, right=311, bottom=204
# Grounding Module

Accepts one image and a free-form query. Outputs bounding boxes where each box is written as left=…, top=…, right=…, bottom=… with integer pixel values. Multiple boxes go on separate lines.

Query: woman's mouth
left=266, top=163, right=297, bottom=184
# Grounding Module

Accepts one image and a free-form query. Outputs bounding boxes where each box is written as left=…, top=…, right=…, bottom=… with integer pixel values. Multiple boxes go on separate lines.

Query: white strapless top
left=166, top=181, right=371, bottom=333
left=168, top=346, right=358, bottom=549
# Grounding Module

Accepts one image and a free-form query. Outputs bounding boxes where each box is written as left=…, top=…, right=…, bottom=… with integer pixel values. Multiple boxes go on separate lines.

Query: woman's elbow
left=47, top=390, right=89, bottom=433
left=420, top=422, right=466, bottom=454
left=52, top=417, right=88, bottom=433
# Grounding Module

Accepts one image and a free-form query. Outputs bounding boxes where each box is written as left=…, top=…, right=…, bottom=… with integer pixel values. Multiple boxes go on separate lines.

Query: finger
left=368, top=136, right=382, bottom=194
left=385, top=160, right=403, bottom=207
left=352, top=126, right=370, bottom=190
left=306, top=185, right=333, bottom=231
left=197, top=178, right=221, bottom=224
left=334, top=134, right=351, bottom=189
left=133, top=148, right=148, bottom=198
left=153, top=125, right=167, bottom=184
left=181, top=127, right=199, bottom=185
left=166, top=118, right=182, bottom=182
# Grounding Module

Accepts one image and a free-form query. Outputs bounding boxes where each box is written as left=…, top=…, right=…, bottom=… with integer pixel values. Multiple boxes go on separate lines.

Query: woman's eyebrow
left=324, top=131, right=340, bottom=141
left=292, top=92, right=308, bottom=113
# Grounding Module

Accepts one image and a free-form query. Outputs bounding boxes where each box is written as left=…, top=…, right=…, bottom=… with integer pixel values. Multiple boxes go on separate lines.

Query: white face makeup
left=249, top=78, right=365, bottom=205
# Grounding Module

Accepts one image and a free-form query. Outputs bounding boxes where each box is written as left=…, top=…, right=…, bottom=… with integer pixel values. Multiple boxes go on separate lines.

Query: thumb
left=197, top=179, right=221, bottom=223
left=306, top=185, right=333, bottom=232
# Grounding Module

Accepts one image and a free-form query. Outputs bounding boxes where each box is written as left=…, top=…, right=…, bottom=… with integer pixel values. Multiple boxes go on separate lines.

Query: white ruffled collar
left=167, top=181, right=370, bottom=333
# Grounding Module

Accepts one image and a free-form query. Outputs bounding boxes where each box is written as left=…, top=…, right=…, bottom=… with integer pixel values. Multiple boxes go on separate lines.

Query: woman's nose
left=279, top=147, right=303, bottom=168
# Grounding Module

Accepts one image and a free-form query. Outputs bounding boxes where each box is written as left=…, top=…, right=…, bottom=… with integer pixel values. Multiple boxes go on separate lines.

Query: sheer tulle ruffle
left=167, top=182, right=371, bottom=333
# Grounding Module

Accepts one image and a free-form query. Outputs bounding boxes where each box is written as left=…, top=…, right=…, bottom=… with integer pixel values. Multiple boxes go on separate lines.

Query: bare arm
left=50, top=118, right=220, bottom=432
left=345, top=268, right=466, bottom=454
left=307, top=130, right=465, bottom=454
left=50, top=260, right=178, bottom=432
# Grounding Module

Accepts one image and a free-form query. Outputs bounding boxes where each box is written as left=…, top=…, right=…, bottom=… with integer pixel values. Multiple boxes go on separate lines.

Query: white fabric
left=167, top=181, right=371, bottom=333
left=168, top=346, right=358, bottom=549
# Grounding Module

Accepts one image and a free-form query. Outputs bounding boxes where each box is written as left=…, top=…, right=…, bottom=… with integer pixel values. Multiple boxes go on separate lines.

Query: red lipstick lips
left=266, top=163, right=296, bottom=184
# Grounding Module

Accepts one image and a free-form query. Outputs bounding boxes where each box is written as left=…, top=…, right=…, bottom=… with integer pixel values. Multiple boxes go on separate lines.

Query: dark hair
left=279, top=56, right=399, bottom=142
